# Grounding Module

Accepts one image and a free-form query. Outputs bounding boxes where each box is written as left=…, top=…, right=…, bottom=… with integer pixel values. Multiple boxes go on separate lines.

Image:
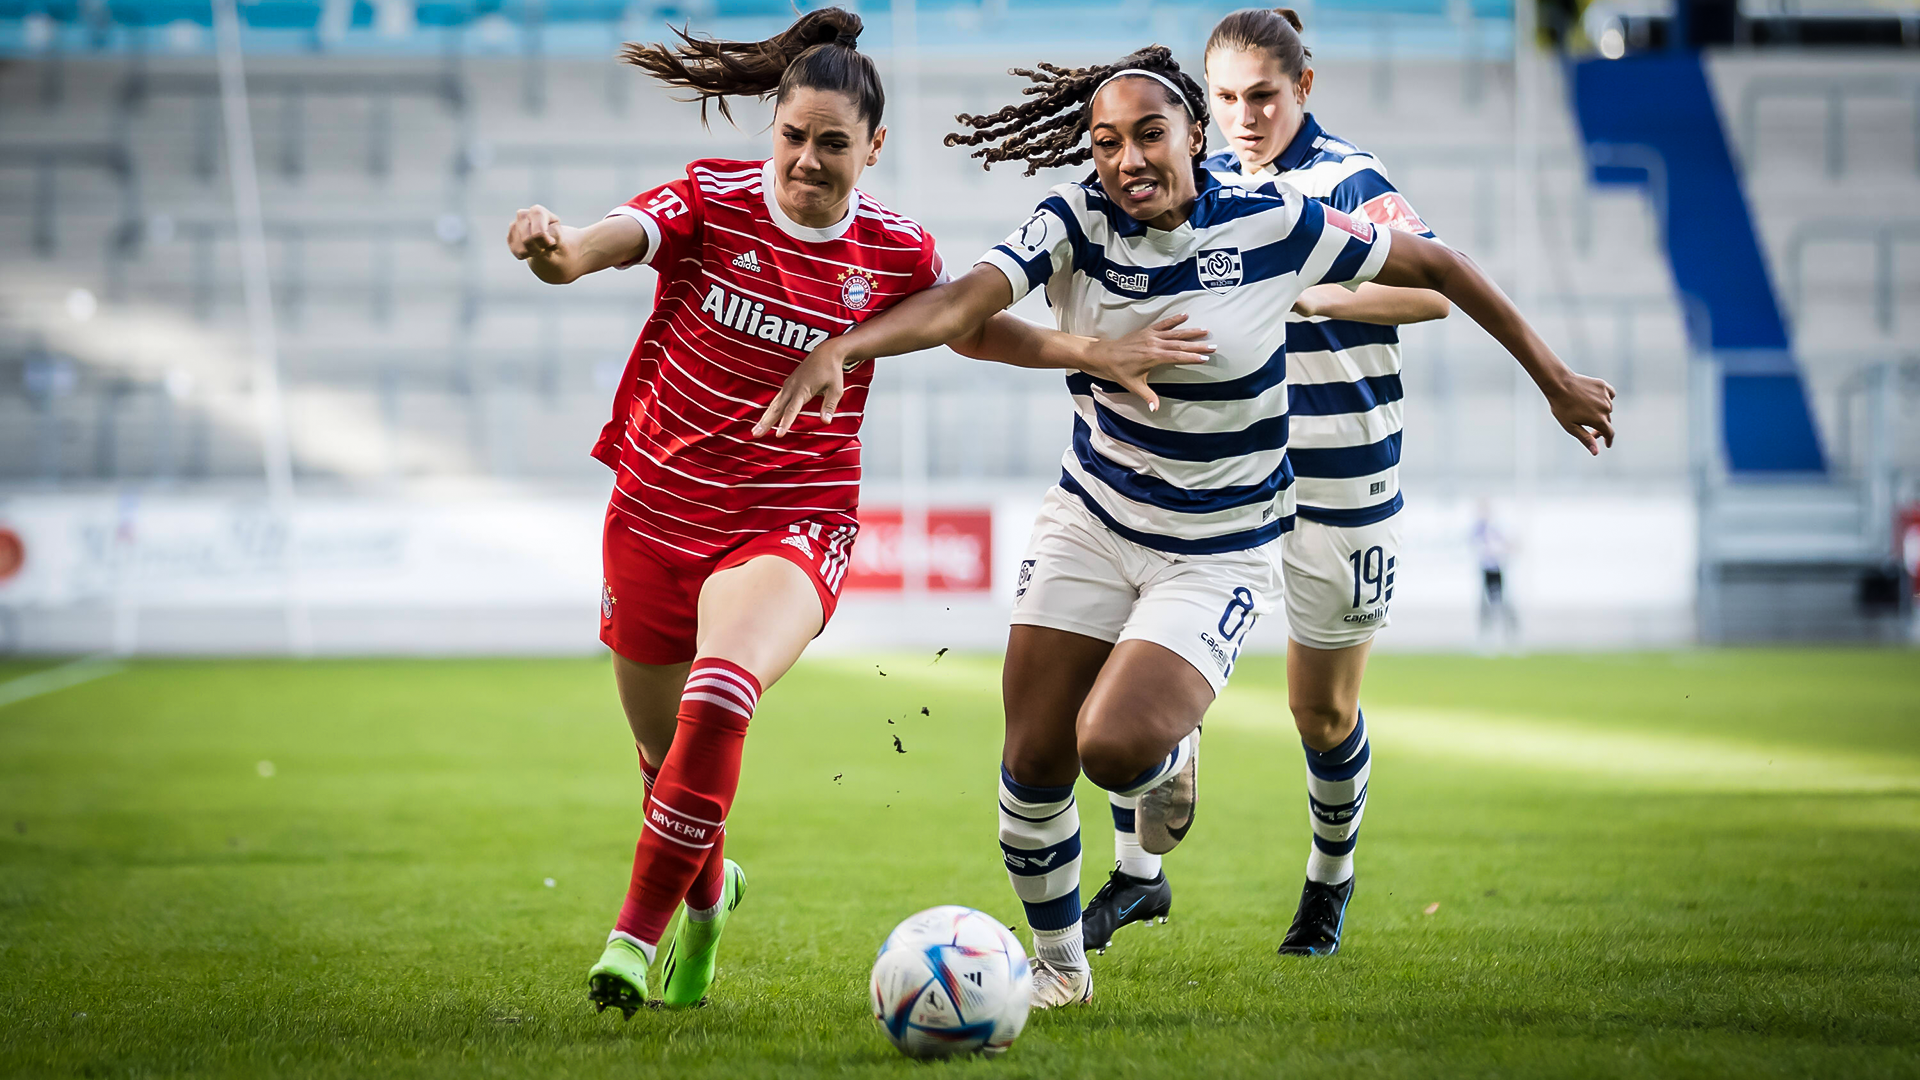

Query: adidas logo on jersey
left=699, top=284, right=833, bottom=352
left=731, top=250, right=762, bottom=273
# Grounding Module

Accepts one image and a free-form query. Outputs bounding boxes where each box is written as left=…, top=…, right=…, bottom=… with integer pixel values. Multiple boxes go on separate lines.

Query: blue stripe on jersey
left=1290, top=374, right=1404, bottom=417
left=1063, top=344, right=1285, bottom=403
left=1288, top=431, right=1402, bottom=479
left=1297, top=493, right=1404, bottom=528
left=1060, top=471, right=1292, bottom=555
left=1083, top=397, right=1290, bottom=462
left=1287, top=318, right=1401, bottom=353
left=1038, top=186, right=1316, bottom=302
left=992, top=242, right=1053, bottom=294
left=1072, top=416, right=1293, bottom=515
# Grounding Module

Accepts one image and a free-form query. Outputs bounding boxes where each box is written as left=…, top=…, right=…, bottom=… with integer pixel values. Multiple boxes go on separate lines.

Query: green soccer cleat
left=658, top=859, right=748, bottom=1009
left=587, top=936, right=651, bottom=1019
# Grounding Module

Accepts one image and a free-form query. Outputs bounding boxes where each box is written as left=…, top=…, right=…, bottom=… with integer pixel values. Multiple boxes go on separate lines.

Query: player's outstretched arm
left=956, top=314, right=1214, bottom=412
left=1293, top=282, right=1450, bottom=326
left=1373, top=234, right=1617, bottom=454
left=754, top=266, right=1017, bottom=437
left=507, top=205, right=649, bottom=285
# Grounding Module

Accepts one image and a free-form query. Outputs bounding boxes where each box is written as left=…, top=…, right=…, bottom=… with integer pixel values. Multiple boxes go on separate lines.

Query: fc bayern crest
left=1197, top=247, right=1242, bottom=294
left=841, top=272, right=874, bottom=310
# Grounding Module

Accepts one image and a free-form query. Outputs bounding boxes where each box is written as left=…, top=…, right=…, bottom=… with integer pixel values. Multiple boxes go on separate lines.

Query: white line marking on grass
left=0, top=655, right=124, bottom=711
left=1210, top=687, right=1920, bottom=794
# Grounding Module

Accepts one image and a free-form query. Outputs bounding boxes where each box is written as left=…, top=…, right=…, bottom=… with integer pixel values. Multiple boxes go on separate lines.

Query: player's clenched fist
left=508, top=205, right=563, bottom=260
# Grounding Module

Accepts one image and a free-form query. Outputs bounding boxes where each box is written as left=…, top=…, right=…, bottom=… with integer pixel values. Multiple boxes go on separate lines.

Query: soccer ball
left=869, top=905, right=1031, bottom=1059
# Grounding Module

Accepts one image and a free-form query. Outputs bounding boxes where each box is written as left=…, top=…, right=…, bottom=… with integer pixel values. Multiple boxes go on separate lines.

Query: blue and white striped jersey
left=1205, top=114, right=1438, bottom=527
left=978, top=168, right=1392, bottom=554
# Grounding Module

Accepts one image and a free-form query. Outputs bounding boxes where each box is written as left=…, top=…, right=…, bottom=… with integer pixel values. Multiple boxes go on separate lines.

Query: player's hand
left=754, top=339, right=851, bottom=438
left=508, top=205, right=563, bottom=260
left=1081, top=315, right=1214, bottom=412
left=1546, top=370, right=1617, bottom=455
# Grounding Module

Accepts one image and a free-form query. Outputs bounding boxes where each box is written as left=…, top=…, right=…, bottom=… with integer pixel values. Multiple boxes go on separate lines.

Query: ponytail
left=621, top=7, right=884, bottom=131
left=1205, top=7, right=1312, bottom=81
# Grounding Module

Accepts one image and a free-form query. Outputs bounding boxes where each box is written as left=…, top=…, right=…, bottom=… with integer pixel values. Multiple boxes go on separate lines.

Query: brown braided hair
left=944, top=45, right=1211, bottom=176
left=621, top=7, right=883, bottom=131
left=1205, top=8, right=1312, bottom=81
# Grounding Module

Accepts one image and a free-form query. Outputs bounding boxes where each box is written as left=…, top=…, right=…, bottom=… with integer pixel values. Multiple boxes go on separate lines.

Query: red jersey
left=593, top=159, right=945, bottom=561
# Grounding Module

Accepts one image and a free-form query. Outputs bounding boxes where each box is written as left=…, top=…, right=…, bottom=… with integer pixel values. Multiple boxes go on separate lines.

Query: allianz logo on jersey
left=699, top=284, right=832, bottom=352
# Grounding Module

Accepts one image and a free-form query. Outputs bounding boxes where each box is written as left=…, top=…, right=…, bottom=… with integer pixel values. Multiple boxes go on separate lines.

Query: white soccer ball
left=869, top=905, right=1031, bottom=1059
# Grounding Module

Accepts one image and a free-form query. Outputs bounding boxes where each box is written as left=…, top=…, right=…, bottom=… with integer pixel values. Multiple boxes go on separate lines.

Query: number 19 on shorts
left=1348, top=546, right=1397, bottom=610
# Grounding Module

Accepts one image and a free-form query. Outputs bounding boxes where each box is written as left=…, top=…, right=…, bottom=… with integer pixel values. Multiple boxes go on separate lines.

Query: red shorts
left=600, top=508, right=858, bottom=665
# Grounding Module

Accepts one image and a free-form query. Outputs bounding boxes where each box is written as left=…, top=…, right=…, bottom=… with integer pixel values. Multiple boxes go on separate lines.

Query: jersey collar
left=761, top=160, right=861, bottom=244
left=1268, top=113, right=1325, bottom=174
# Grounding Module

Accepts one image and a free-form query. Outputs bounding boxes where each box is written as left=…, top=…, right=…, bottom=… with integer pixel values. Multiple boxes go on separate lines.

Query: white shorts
left=1010, top=487, right=1280, bottom=693
left=1282, top=514, right=1402, bottom=651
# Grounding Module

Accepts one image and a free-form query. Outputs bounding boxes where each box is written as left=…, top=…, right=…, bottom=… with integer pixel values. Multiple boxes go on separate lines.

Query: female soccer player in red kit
left=506, top=8, right=1213, bottom=1017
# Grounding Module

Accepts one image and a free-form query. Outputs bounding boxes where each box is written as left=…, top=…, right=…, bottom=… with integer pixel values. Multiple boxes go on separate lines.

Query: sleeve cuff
left=605, top=206, right=662, bottom=269
left=977, top=248, right=1035, bottom=304
left=1343, top=223, right=1392, bottom=291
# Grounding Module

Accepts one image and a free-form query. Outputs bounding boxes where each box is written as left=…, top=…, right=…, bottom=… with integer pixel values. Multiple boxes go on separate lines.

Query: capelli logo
left=1105, top=267, right=1150, bottom=294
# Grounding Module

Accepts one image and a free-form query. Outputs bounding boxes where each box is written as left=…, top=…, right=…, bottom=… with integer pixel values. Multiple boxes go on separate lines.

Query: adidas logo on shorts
left=781, top=533, right=813, bottom=557
left=731, top=250, right=762, bottom=273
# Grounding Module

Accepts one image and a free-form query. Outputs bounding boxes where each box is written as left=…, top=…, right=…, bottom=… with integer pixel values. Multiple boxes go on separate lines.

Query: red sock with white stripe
left=612, top=658, right=759, bottom=952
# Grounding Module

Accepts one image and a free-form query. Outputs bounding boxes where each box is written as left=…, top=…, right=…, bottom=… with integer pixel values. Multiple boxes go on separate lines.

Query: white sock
left=1032, top=922, right=1087, bottom=970
left=1110, top=792, right=1163, bottom=879
left=608, top=929, right=658, bottom=965
left=685, top=899, right=723, bottom=922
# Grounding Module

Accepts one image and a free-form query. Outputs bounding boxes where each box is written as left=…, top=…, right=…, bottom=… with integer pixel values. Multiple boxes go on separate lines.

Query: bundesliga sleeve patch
left=1358, top=191, right=1429, bottom=235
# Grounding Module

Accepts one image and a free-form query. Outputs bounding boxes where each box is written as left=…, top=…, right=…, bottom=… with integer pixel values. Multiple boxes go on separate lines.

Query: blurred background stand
left=0, top=0, right=1912, bottom=653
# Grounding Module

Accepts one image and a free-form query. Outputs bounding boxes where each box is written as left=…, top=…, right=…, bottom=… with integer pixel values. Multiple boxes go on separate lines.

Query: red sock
left=614, top=658, right=759, bottom=945
left=638, top=739, right=727, bottom=913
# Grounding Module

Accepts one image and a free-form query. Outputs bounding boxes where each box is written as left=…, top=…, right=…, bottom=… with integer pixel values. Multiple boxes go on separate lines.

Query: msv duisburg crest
left=1197, top=247, right=1242, bottom=294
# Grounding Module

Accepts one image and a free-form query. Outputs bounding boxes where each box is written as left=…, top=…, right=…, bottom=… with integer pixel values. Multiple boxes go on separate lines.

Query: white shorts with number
left=1282, top=514, right=1402, bottom=651
left=1010, top=487, right=1280, bottom=694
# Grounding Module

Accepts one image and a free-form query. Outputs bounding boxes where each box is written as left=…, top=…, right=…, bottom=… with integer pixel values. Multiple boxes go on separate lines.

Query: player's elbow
left=946, top=323, right=991, bottom=360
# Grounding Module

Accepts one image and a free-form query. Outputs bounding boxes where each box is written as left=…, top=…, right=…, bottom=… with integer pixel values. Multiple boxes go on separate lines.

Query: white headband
left=1089, top=68, right=1195, bottom=119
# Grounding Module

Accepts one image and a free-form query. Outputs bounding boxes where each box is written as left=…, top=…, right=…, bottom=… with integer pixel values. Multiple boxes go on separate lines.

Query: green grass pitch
left=2, top=650, right=1916, bottom=1078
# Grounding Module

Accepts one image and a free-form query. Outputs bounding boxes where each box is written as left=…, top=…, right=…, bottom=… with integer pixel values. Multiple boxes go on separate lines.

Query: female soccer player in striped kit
left=506, top=10, right=1206, bottom=1017
left=1090, top=9, right=1559, bottom=961
left=760, top=45, right=1615, bottom=1006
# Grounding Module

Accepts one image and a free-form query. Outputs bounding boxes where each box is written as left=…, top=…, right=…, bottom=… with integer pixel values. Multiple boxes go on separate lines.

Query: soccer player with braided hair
left=1088, top=7, right=1463, bottom=962
left=507, top=10, right=1202, bottom=1018
left=759, top=41, right=1616, bottom=1006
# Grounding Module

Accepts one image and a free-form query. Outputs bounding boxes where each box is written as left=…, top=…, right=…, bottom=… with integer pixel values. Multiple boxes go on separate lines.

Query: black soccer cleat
left=1081, top=865, right=1173, bottom=952
left=1276, top=876, right=1355, bottom=956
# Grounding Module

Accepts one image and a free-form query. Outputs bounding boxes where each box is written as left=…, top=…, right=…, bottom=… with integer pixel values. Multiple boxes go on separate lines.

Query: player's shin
left=611, top=658, right=760, bottom=951
left=1303, top=709, right=1370, bottom=885
left=997, top=766, right=1085, bottom=970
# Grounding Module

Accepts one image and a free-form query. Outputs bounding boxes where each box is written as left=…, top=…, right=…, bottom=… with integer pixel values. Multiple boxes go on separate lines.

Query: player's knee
left=1291, top=699, right=1355, bottom=751
left=1075, top=729, right=1151, bottom=793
